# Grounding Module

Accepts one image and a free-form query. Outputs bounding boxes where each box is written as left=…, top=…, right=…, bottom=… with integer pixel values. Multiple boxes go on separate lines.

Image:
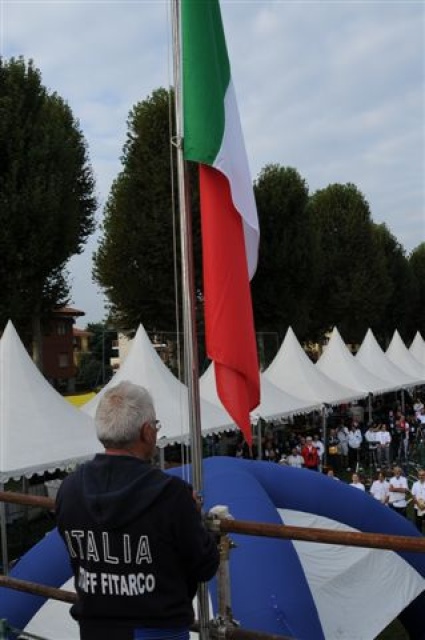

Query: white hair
left=95, top=381, right=156, bottom=448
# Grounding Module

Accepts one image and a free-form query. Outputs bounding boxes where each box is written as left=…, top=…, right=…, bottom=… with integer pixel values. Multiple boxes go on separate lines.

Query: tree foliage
left=307, top=183, right=392, bottom=343
left=372, top=223, right=417, bottom=344
left=251, top=164, right=317, bottom=341
left=0, top=57, right=96, bottom=339
left=93, top=84, right=422, bottom=350
left=409, top=242, right=425, bottom=338
left=94, top=88, right=202, bottom=334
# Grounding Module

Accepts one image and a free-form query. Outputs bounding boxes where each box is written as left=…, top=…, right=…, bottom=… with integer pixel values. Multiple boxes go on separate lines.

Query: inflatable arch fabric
left=0, top=457, right=425, bottom=639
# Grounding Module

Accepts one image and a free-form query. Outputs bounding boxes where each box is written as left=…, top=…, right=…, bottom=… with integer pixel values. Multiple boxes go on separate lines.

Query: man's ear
left=140, top=423, right=151, bottom=443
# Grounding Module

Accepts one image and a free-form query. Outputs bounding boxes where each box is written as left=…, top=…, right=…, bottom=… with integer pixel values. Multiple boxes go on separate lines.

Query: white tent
left=410, top=331, right=425, bottom=367
left=0, top=321, right=101, bottom=484
left=199, top=362, right=318, bottom=421
left=386, top=330, right=425, bottom=382
left=316, top=327, right=393, bottom=395
left=264, top=327, right=363, bottom=405
left=356, top=328, right=421, bottom=389
left=82, top=324, right=234, bottom=444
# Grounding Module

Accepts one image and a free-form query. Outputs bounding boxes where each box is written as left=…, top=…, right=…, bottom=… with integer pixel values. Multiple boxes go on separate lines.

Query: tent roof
left=82, top=324, right=234, bottom=445
left=200, top=362, right=317, bottom=421
left=0, top=321, right=101, bottom=483
left=264, top=327, right=363, bottom=405
left=356, top=328, right=421, bottom=388
left=386, top=330, right=425, bottom=382
left=410, top=331, right=425, bottom=367
left=316, top=327, right=394, bottom=395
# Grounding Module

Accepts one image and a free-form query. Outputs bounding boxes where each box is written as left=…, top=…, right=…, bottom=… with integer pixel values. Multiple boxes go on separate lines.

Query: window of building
left=57, top=321, right=67, bottom=336
left=58, top=353, right=69, bottom=368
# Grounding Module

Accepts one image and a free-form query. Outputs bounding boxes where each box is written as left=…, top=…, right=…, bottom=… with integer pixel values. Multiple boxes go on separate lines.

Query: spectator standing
left=327, top=469, right=340, bottom=480
left=313, top=434, right=325, bottom=471
left=411, top=469, right=425, bottom=532
left=56, top=381, right=219, bottom=640
left=370, top=471, right=390, bottom=505
left=327, top=428, right=341, bottom=471
left=364, top=424, right=378, bottom=469
left=301, top=437, right=319, bottom=471
left=396, top=415, right=410, bottom=462
left=286, top=447, right=305, bottom=469
left=347, top=424, right=363, bottom=471
left=337, top=424, right=349, bottom=469
left=350, top=473, right=365, bottom=491
left=388, top=466, right=409, bottom=518
left=375, top=424, right=392, bottom=469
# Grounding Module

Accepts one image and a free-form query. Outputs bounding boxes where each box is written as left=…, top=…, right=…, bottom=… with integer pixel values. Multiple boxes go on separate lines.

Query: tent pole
left=368, top=393, right=373, bottom=423
left=257, top=419, right=262, bottom=460
left=159, top=447, right=165, bottom=470
left=0, top=484, right=9, bottom=575
left=322, top=406, right=328, bottom=468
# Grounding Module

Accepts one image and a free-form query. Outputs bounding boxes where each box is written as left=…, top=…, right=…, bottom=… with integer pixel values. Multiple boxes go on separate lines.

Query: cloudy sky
left=1, top=0, right=424, bottom=326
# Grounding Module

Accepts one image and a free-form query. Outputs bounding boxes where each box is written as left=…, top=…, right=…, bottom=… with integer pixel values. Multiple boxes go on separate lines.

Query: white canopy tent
left=356, top=329, right=421, bottom=389
left=316, top=327, right=393, bottom=395
left=386, top=330, right=425, bottom=382
left=199, top=362, right=318, bottom=421
left=0, top=321, right=101, bottom=484
left=0, top=320, right=102, bottom=573
left=264, top=327, right=364, bottom=406
left=409, top=331, right=425, bottom=367
left=82, top=324, right=234, bottom=444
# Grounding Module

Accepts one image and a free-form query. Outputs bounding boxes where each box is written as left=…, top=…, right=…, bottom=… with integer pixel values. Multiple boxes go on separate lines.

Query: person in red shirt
left=301, top=436, right=319, bottom=471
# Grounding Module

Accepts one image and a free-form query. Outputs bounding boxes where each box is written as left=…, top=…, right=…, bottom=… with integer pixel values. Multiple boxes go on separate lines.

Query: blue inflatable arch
left=1, top=457, right=425, bottom=639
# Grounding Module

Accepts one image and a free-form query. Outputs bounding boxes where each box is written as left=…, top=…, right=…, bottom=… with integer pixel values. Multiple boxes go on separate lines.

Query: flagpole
left=172, top=3, right=210, bottom=638
left=171, top=0, right=203, bottom=495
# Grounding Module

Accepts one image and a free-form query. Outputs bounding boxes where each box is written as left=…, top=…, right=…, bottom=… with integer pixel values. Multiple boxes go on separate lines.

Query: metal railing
left=1, top=490, right=425, bottom=639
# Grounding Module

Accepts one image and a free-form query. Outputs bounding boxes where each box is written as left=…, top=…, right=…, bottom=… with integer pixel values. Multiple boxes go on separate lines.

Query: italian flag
left=182, top=0, right=260, bottom=445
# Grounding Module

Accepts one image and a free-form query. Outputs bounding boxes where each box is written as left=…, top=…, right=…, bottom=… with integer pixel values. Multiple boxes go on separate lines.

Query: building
left=42, top=306, right=85, bottom=392
left=72, top=327, right=92, bottom=368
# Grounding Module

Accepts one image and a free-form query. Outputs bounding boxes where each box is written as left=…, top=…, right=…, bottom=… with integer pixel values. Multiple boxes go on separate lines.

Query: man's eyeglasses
left=151, top=420, right=162, bottom=433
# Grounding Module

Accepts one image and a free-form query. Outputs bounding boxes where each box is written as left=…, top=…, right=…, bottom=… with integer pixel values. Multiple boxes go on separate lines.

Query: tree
left=409, top=243, right=425, bottom=338
left=0, top=57, right=96, bottom=356
left=372, top=223, right=416, bottom=344
left=93, top=88, right=202, bottom=334
left=307, top=183, right=392, bottom=343
left=251, top=164, right=317, bottom=345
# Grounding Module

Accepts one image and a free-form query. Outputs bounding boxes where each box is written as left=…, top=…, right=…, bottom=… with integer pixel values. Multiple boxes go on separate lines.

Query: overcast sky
left=1, top=0, right=424, bottom=327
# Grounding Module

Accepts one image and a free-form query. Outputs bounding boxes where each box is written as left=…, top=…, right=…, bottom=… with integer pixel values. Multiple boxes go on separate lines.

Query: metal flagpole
left=171, top=0, right=203, bottom=496
left=0, top=483, right=9, bottom=575
left=171, top=2, right=209, bottom=637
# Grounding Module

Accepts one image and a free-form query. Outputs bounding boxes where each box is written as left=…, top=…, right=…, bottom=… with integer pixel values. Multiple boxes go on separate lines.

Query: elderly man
left=56, top=381, right=219, bottom=640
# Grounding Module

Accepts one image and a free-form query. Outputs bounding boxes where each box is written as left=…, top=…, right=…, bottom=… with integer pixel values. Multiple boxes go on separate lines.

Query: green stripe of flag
left=182, top=0, right=230, bottom=165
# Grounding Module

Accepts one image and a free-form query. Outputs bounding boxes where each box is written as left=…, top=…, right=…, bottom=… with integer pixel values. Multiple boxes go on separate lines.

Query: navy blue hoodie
left=56, top=455, right=219, bottom=636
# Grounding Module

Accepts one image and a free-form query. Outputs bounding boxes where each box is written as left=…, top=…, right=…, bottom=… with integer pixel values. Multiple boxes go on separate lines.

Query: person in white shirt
left=350, top=472, right=365, bottom=491
left=337, top=424, right=349, bottom=469
left=370, top=471, right=390, bottom=505
left=286, top=447, right=304, bottom=469
left=347, top=424, right=363, bottom=471
left=313, top=434, right=325, bottom=471
left=411, top=469, right=425, bottom=532
left=375, top=425, right=392, bottom=469
left=388, top=466, right=409, bottom=517
left=364, top=424, right=378, bottom=469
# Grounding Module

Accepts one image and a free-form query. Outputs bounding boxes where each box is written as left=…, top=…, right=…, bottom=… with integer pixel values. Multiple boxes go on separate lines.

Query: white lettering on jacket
left=64, top=530, right=152, bottom=565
